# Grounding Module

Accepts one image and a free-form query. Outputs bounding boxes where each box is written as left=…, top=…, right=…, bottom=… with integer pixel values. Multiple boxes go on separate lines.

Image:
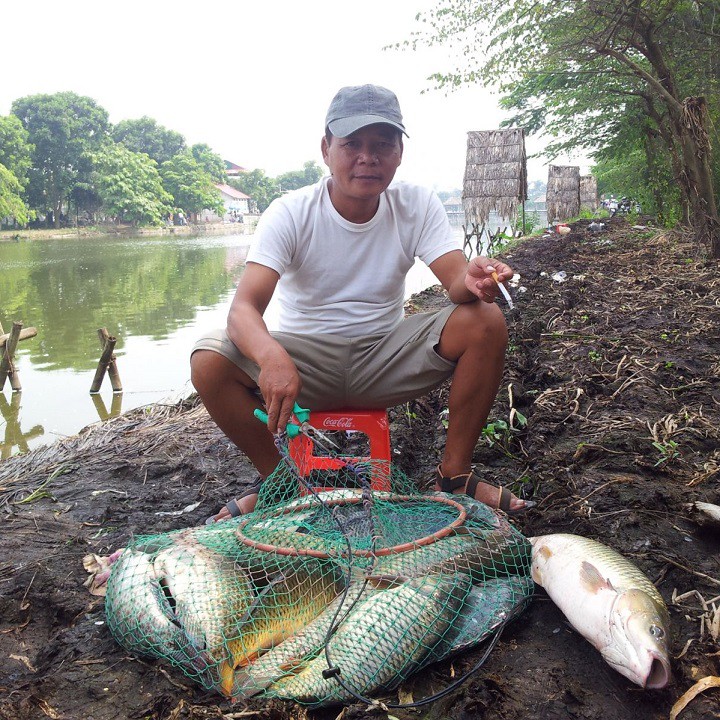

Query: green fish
left=432, top=574, right=534, bottom=661
left=220, top=557, right=347, bottom=696
left=229, top=580, right=379, bottom=699
left=105, top=547, right=188, bottom=661
left=373, top=527, right=530, bottom=582
left=269, top=572, right=472, bottom=705
left=152, top=537, right=255, bottom=684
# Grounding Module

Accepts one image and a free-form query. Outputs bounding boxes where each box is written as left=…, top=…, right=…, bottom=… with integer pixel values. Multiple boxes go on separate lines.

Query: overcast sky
left=3, top=0, right=589, bottom=191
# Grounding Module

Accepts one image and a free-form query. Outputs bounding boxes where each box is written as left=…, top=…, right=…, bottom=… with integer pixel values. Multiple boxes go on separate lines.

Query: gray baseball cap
left=325, top=84, right=408, bottom=138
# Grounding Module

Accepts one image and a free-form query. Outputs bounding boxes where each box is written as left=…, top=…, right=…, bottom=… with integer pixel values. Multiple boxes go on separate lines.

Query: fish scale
left=220, top=557, right=347, bottom=695
left=230, top=581, right=379, bottom=699
left=530, top=533, right=671, bottom=689
left=270, top=573, right=472, bottom=704
left=531, top=533, right=665, bottom=609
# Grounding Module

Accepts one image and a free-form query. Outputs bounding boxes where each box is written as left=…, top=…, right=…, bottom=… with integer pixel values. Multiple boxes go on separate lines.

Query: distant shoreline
left=0, top=221, right=254, bottom=243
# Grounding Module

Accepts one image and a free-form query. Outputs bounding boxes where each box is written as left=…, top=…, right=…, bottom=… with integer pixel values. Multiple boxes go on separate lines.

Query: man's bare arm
left=226, top=262, right=300, bottom=432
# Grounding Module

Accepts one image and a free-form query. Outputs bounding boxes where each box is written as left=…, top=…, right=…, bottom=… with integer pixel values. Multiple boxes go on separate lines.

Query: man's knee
left=442, top=301, right=508, bottom=357
left=190, top=349, right=215, bottom=394
left=190, top=349, right=247, bottom=395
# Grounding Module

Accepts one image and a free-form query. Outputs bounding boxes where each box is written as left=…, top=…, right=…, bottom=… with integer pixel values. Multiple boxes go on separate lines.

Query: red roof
left=215, top=183, right=250, bottom=199
left=225, top=160, right=248, bottom=174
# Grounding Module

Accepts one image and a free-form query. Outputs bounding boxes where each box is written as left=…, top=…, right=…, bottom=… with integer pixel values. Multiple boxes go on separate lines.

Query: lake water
left=0, top=231, right=446, bottom=457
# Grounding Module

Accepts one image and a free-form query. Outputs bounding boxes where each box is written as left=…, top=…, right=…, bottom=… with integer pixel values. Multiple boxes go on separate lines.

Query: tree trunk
left=673, top=98, right=720, bottom=257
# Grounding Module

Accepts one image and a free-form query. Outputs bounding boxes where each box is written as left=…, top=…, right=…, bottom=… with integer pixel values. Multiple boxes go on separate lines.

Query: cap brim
left=327, top=115, right=408, bottom=138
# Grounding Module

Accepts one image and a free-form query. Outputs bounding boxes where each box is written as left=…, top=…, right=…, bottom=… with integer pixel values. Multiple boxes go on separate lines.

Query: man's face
left=321, top=124, right=403, bottom=204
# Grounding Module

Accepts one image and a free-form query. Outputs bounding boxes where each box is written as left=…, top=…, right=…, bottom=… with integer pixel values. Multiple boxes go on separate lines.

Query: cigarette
left=491, top=271, right=514, bottom=310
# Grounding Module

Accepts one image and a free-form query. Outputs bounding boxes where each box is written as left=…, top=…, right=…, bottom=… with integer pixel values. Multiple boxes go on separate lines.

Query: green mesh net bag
left=105, top=446, right=533, bottom=707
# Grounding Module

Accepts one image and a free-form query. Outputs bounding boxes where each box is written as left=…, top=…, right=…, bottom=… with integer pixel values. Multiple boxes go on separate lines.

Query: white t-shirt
left=246, top=176, right=459, bottom=337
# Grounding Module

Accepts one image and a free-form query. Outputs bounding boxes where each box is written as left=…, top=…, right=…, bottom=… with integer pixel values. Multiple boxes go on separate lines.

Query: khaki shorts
left=191, top=305, right=457, bottom=409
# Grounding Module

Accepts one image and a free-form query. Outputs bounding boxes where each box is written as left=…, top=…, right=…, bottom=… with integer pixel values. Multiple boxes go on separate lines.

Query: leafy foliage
left=90, top=142, right=173, bottom=225
left=0, top=163, right=31, bottom=225
left=160, top=151, right=224, bottom=217
left=275, top=161, right=324, bottom=192
left=190, top=143, right=228, bottom=184
left=403, top=0, right=720, bottom=254
left=3, top=90, right=329, bottom=227
left=0, top=115, right=33, bottom=188
left=112, top=116, right=186, bottom=166
left=229, top=169, right=281, bottom=213
left=12, top=92, right=109, bottom=226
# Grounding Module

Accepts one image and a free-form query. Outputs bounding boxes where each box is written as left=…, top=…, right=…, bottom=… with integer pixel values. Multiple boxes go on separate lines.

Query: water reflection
left=0, top=233, right=250, bottom=455
left=0, top=235, right=249, bottom=371
left=0, top=392, right=43, bottom=459
left=91, top=392, right=123, bottom=422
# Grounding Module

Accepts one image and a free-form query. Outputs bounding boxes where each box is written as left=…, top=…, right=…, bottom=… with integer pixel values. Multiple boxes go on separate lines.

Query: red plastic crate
left=289, top=408, right=391, bottom=493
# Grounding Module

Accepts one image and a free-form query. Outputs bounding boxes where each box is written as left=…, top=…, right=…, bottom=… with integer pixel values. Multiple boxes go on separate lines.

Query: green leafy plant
left=652, top=439, right=680, bottom=466
left=404, top=403, right=418, bottom=426
left=482, top=419, right=510, bottom=446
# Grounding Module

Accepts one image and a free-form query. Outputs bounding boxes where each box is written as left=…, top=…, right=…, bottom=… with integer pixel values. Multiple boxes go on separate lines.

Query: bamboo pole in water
left=90, top=328, right=122, bottom=393
left=98, top=328, right=123, bottom=392
left=0, top=322, right=24, bottom=391
left=0, top=326, right=37, bottom=348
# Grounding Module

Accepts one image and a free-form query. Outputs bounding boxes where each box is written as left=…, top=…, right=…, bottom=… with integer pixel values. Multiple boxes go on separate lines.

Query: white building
left=201, top=183, right=252, bottom=223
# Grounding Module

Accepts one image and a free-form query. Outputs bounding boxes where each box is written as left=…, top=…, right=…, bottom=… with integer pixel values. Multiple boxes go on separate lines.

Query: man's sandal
left=435, top=465, right=536, bottom=514
left=205, top=478, right=263, bottom=525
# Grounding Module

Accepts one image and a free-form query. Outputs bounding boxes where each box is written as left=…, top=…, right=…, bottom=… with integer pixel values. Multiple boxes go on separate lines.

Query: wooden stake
left=0, top=322, right=24, bottom=392
left=0, top=326, right=37, bottom=348
left=98, top=328, right=122, bottom=392
left=90, top=328, right=122, bottom=394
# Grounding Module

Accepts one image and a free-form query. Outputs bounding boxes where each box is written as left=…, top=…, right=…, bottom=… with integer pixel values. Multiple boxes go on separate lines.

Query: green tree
left=0, top=163, right=30, bottom=226
left=0, top=115, right=34, bottom=226
left=0, top=115, right=33, bottom=188
left=159, top=150, right=223, bottom=218
left=275, top=160, right=324, bottom=192
left=229, top=168, right=279, bottom=212
left=91, top=142, right=173, bottom=226
left=409, top=0, right=720, bottom=256
left=190, top=143, right=227, bottom=183
left=12, top=92, right=109, bottom=228
left=111, top=116, right=186, bottom=166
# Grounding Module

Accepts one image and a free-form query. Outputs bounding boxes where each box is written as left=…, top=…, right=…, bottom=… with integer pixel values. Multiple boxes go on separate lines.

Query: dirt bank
left=1, top=218, right=718, bottom=720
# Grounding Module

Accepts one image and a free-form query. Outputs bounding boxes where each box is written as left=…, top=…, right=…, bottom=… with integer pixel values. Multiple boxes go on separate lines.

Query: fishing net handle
left=235, top=494, right=468, bottom=559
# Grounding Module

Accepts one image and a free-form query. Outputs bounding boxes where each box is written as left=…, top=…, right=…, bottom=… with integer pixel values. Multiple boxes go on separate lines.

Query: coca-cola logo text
left=322, top=417, right=355, bottom=429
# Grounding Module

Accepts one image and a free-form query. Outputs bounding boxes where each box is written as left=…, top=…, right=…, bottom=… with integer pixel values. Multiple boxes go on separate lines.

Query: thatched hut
left=462, top=129, right=528, bottom=225
left=546, top=165, right=580, bottom=222
left=580, top=174, right=599, bottom=212
left=461, top=129, right=528, bottom=255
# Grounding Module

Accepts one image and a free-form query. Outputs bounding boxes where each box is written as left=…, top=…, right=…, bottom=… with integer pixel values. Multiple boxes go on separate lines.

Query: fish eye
left=649, top=625, right=665, bottom=638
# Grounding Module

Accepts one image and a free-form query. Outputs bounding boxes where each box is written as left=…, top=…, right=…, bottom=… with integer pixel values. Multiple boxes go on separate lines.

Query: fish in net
left=104, top=454, right=533, bottom=707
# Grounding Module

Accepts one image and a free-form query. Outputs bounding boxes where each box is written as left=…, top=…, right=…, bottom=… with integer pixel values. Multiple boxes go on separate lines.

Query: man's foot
left=205, top=479, right=262, bottom=524
left=434, top=465, right=535, bottom=514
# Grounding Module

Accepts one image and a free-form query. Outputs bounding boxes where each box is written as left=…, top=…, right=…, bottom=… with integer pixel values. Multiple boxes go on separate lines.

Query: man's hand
left=256, top=347, right=302, bottom=434
left=464, top=256, right=513, bottom=303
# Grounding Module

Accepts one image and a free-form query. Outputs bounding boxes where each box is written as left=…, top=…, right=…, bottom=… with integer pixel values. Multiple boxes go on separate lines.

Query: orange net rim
left=235, top=493, right=468, bottom=559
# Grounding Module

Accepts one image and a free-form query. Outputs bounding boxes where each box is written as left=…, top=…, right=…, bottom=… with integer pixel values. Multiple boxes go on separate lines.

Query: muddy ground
left=1, top=218, right=718, bottom=720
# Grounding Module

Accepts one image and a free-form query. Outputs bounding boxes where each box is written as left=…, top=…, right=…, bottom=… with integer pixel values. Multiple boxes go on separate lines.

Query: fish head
left=604, top=589, right=671, bottom=689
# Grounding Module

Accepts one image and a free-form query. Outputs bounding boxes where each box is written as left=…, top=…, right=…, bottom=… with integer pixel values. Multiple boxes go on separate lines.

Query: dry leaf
left=10, top=653, right=37, bottom=672
left=669, top=676, right=720, bottom=720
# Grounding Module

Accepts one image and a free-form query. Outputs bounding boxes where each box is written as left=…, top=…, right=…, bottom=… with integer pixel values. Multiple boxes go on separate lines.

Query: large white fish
left=530, top=533, right=671, bottom=689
